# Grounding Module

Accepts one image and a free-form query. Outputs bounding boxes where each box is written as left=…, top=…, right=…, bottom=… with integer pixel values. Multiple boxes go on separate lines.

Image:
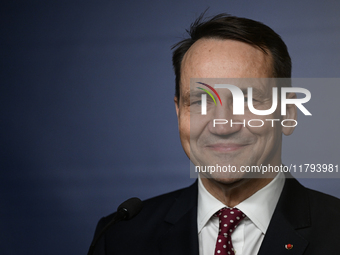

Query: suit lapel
left=258, top=177, right=310, bottom=255
left=158, top=181, right=199, bottom=255
left=156, top=177, right=311, bottom=255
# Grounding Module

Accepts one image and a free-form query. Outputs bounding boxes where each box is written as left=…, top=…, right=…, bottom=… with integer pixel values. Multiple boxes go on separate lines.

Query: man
left=90, top=13, right=340, bottom=255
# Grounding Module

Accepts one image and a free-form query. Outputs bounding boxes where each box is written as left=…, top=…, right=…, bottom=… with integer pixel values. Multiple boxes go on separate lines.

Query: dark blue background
left=1, top=1, right=340, bottom=254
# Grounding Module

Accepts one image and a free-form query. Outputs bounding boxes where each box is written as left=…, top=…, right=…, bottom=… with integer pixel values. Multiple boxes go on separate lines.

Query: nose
left=208, top=102, right=244, bottom=136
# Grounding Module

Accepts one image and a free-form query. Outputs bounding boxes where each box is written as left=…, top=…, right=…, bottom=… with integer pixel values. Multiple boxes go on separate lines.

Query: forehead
left=180, top=39, right=273, bottom=96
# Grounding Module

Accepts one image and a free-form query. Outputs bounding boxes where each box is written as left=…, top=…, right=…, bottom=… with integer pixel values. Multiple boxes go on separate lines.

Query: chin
left=214, top=176, right=244, bottom=185
left=204, top=172, right=246, bottom=185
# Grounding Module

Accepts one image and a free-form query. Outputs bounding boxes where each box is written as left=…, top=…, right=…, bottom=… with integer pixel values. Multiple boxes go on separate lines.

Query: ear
left=174, top=96, right=180, bottom=119
left=282, top=92, right=297, bottom=136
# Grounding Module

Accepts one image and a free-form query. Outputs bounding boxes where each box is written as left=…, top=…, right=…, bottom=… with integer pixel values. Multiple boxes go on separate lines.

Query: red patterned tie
left=214, top=208, right=245, bottom=255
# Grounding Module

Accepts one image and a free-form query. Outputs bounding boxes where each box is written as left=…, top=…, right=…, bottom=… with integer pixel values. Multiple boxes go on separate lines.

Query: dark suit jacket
left=91, top=178, right=340, bottom=254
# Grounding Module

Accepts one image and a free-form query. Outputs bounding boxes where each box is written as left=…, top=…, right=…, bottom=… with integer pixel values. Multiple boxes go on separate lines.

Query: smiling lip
left=206, top=143, right=247, bottom=152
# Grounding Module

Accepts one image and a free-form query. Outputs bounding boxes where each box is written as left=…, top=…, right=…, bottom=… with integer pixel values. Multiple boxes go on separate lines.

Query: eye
left=191, top=100, right=202, bottom=105
left=244, top=97, right=259, bottom=103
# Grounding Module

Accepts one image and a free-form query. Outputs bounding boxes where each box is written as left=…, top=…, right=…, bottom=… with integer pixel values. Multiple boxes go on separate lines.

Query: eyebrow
left=190, top=90, right=207, bottom=98
left=184, top=86, right=269, bottom=101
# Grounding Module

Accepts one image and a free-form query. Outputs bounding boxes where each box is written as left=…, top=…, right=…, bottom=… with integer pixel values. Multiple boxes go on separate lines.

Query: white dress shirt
left=197, top=172, right=285, bottom=255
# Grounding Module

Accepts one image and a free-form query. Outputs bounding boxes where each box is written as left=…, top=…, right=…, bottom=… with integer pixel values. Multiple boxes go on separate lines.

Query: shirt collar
left=197, top=172, right=285, bottom=234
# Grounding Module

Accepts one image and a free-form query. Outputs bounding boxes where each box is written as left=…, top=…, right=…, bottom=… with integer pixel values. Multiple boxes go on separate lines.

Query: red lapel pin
left=285, top=244, right=293, bottom=250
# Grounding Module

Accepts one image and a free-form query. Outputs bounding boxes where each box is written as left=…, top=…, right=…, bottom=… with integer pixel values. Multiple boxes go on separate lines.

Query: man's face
left=175, top=38, right=295, bottom=183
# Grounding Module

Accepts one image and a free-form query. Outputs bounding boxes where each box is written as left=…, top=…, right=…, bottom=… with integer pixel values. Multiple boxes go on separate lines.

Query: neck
left=200, top=173, right=278, bottom=207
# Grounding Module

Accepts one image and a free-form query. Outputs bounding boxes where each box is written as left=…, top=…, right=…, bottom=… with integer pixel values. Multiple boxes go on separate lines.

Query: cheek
left=245, top=108, right=283, bottom=134
left=178, top=113, right=191, bottom=159
left=246, top=117, right=282, bottom=143
left=178, top=112, right=190, bottom=143
left=190, top=115, right=210, bottom=139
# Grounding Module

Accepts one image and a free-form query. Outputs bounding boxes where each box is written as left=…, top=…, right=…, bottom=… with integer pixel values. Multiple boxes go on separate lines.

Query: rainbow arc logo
left=196, top=82, right=222, bottom=106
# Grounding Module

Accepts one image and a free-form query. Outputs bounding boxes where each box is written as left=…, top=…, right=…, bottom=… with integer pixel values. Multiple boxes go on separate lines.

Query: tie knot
left=215, top=208, right=245, bottom=236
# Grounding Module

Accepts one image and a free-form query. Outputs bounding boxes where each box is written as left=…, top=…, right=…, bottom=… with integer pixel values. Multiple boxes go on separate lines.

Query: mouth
left=205, top=143, right=248, bottom=153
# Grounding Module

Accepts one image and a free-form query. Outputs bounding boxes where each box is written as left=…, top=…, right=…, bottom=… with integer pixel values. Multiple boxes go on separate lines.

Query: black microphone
left=87, top=197, right=143, bottom=255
